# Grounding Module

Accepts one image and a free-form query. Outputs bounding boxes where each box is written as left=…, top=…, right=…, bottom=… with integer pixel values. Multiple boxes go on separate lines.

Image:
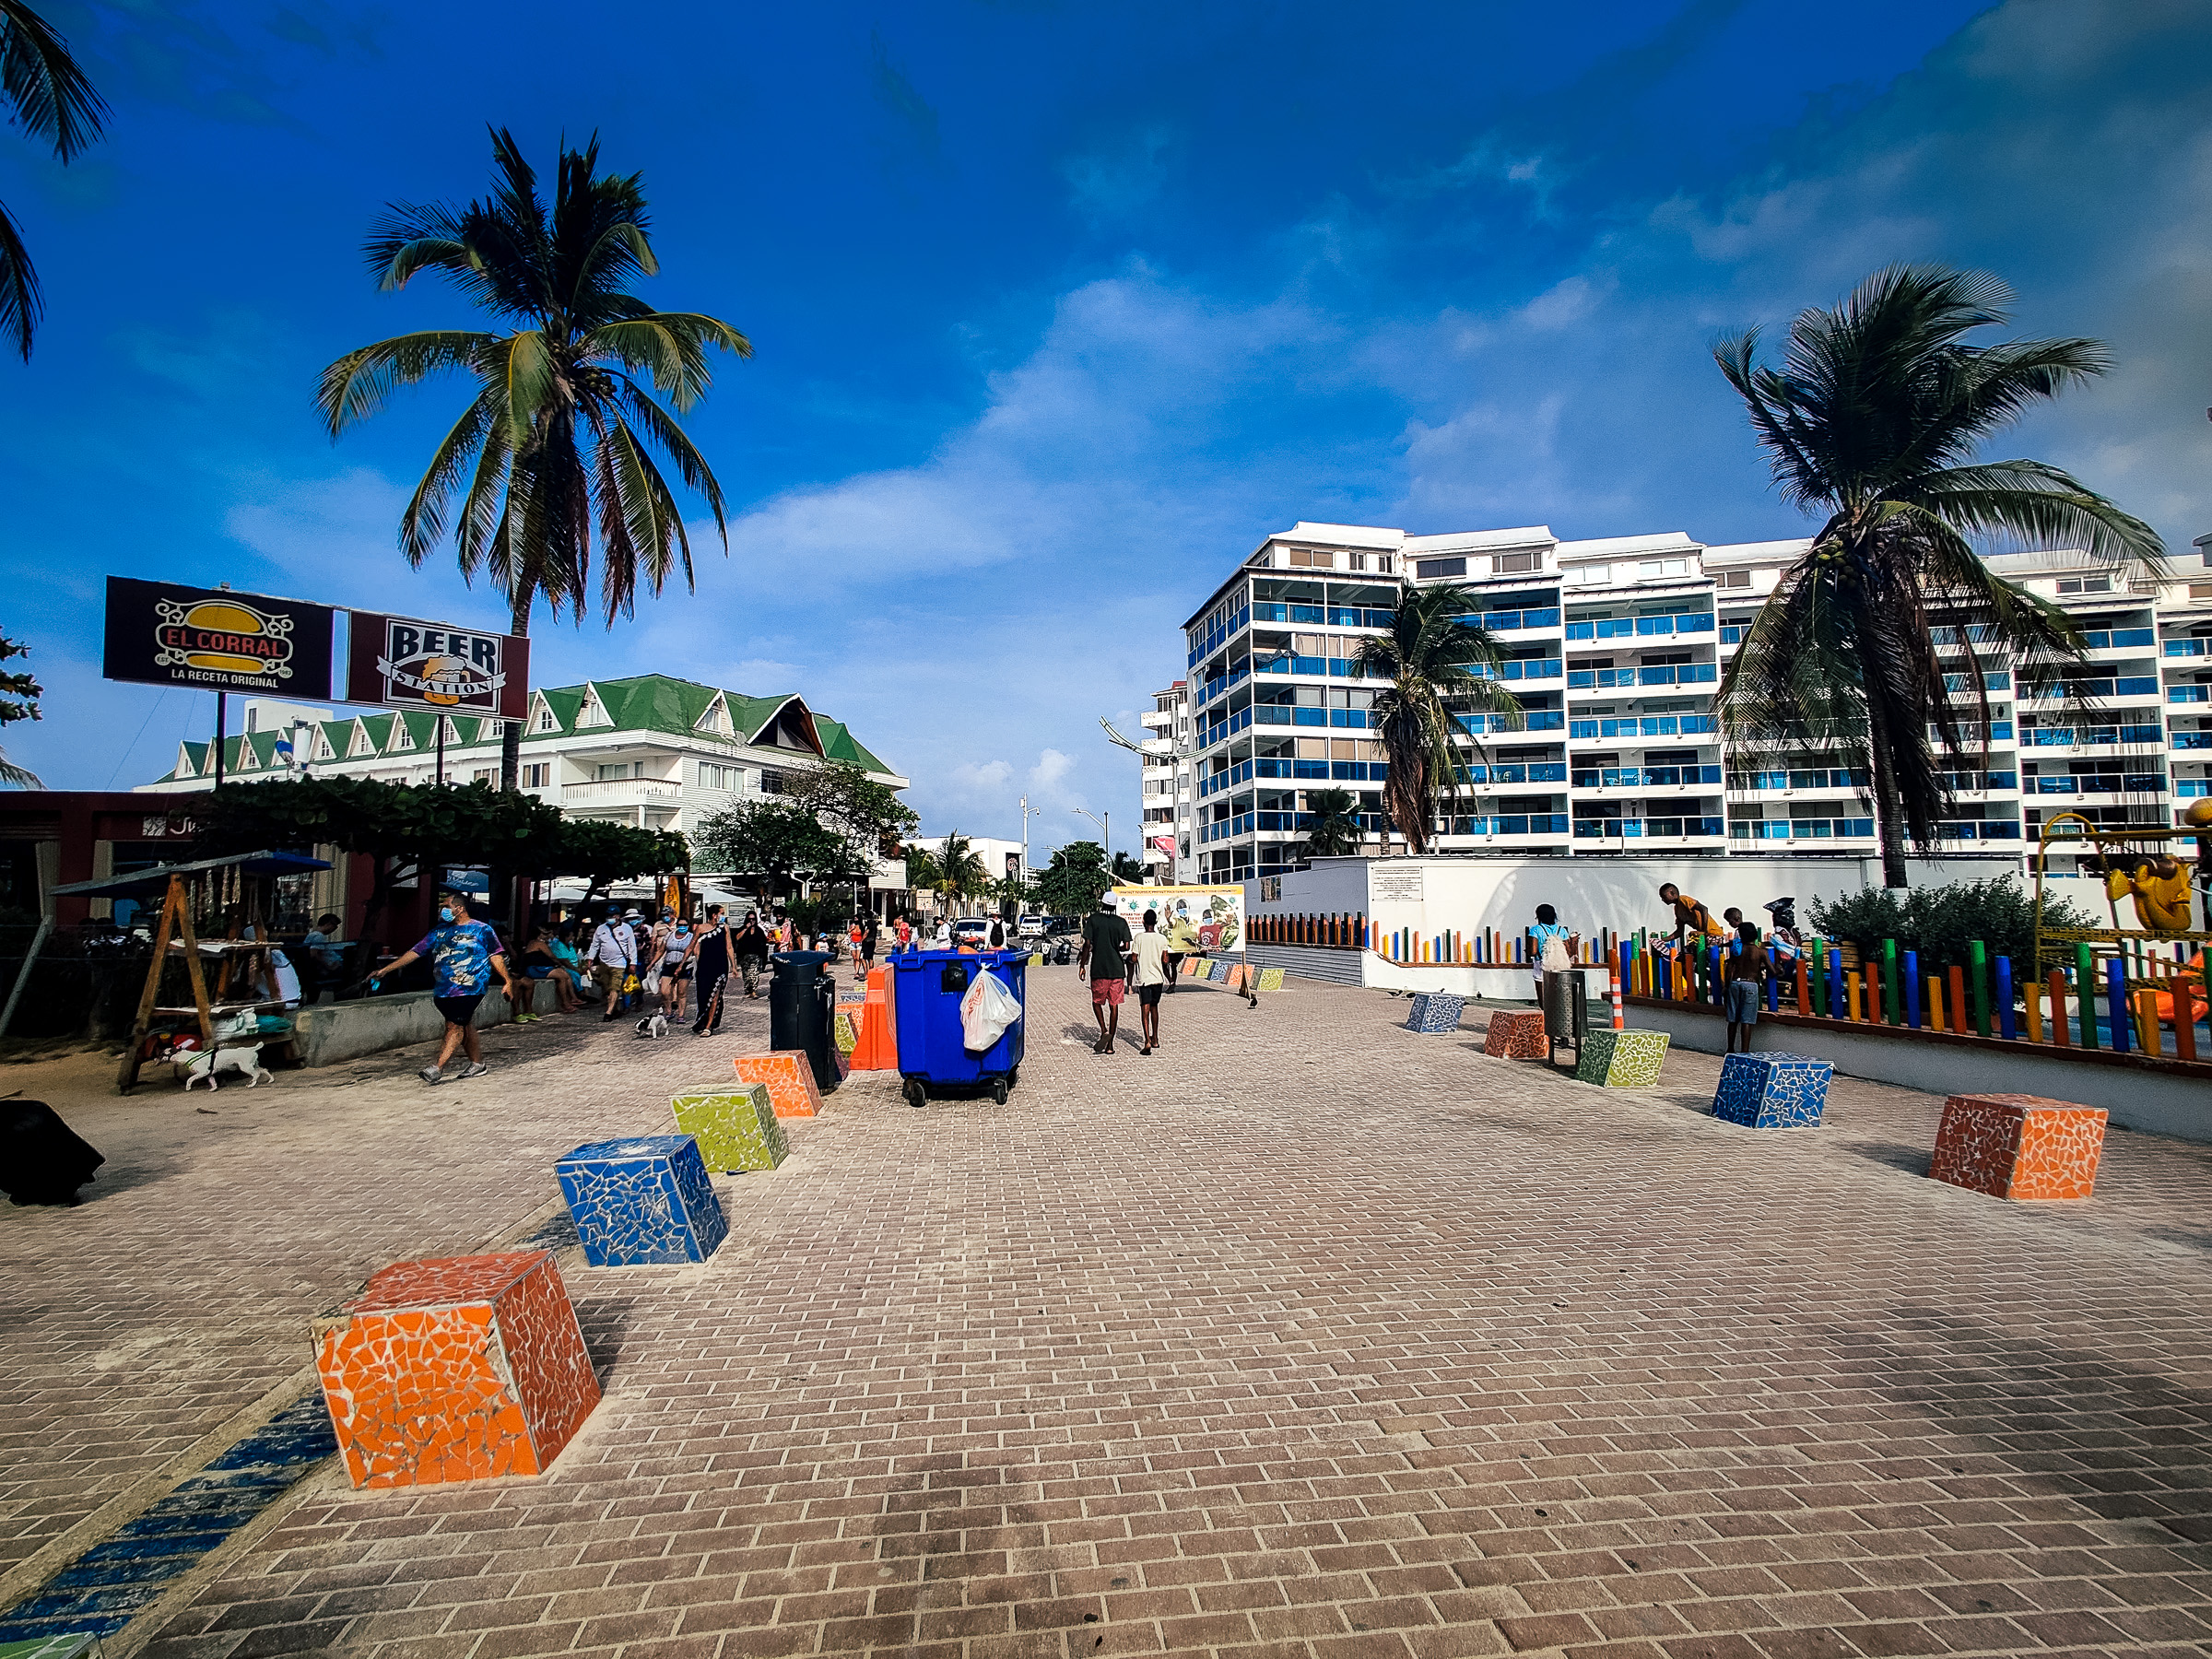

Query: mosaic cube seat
left=1256, top=967, right=1285, bottom=992
left=1928, top=1094, right=2108, bottom=1200
left=1405, top=991, right=1465, bottom=1033
left=1205, top=959, right=1229, bottom=982
left=733, top=1052, right=825, bottom=1118
left=670, top=1082, right=788, bottom=1172
left=1482, top=1009, right=1547, bottom=1059
left=555, top=1136, right=729, bottom=1266
left=833, top=1007, right=860, bottom=1054
left=312, top=1250, right=598, bottom=1489
left=1711, top=1053, right=1831, bottom=1128
left=1573, top=1028, right=1669, bottom=1087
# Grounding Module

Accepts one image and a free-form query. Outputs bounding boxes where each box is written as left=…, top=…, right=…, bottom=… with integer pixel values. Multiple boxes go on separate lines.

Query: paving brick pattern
left=11, top=970, right=2212, bottom=1659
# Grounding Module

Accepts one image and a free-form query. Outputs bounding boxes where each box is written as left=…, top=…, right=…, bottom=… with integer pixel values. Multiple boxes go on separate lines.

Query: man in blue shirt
left=371, top=890, right=518, bottom=1084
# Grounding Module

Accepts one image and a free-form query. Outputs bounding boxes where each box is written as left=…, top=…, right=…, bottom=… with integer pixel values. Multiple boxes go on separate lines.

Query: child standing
left=1724, top=921, right=1771, bottom=1053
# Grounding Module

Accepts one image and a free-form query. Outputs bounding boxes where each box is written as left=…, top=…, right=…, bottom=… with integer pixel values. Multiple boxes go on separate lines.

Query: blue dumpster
left=890, top=949, right=1027, bottom=1107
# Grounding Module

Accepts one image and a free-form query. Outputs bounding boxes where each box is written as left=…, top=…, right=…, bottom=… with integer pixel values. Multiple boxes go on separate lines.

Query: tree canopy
left=1034, top=840, right=1112, bottom=915
left=692, top=764, right=914, bottom=896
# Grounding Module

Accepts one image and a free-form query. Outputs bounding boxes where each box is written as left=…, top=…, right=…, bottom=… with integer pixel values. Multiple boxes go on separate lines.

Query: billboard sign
left=345, top=612, right=529, bottom=718
left=1108, top=884, right=1243, bottom=955
left=102, top=577, right=335, bottom=696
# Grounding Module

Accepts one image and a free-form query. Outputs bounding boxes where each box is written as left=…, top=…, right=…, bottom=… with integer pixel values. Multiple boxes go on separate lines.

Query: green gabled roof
left=725, top=692, right=797, bottom=740
left=579, top=675, right=732, bottom=740
left=813, top=717, right=889, bottom=773
left=361, top=712, right=397, bottom=750
left=535, top=687, right=583, bottom=735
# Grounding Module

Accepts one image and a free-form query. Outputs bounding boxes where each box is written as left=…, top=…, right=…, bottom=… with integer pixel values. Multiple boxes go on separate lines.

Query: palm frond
left=1906, top=459, right=2168, bottom=574
left=613, top=378, right=730, bottom=533
left=400, top=382, right=501, bottom=567
left=0, top=194, right=37, bottom=361
left=0, top=0, right=107, bottom=161
left=315, top=331, right=496, bottom=436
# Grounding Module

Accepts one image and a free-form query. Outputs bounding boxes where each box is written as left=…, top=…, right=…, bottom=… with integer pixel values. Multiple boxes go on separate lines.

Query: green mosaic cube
left=833, top=1008, right=860, bottom=1053
left=1573, top=1028, right=1669, bottom=1087
left=669, top=1082, right=789, bottom=1171
left=1257, top=968, right=1285, bottom=992
left=1, top=1640, right=102, bottom=1659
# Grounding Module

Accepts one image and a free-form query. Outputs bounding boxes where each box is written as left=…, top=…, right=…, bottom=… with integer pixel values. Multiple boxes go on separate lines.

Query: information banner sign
left=344, top=611, right=529, bottom=718
left=102, top=577, right=335, bottom=696
left=1108, top=885, right=1243, bottom=955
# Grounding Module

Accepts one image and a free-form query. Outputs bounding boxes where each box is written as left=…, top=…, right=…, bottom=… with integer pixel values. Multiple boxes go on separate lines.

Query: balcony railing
left=1728, top=818, right=1877, bottom=841
left=2025, top=774, right=2168, bottom=794
left=2166, top=639, right=2209, bottom=657
left=1464, top=762, right=1569, bottom=785
left=1571, top=765, right=1723, bottom=788
left=564, top=779, right=682, bottom=802
left=1453, top=814, right=1571, bottom=836
left=2019, top=723, right=2164, bottom=747
left=1569, top=714, right=1719, bottom=739
left=1572, top=817, right=1725, bottom=839
left=1936, top=821, right=2024, bottom=840
left=1564, top=614, right=1714, bottom=641
left=1568, top=664, right=1718, bottom=689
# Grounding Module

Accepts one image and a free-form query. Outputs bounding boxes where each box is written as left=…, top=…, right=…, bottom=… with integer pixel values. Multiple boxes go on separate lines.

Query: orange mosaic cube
left=733, top=1051, right=825, bottom=1118
left=1928, top=1093, right=2109, bottom=1201
left=1482, top=1009, right=1547, bottom=1060
left=313, top=1251, right=600, bottom=1489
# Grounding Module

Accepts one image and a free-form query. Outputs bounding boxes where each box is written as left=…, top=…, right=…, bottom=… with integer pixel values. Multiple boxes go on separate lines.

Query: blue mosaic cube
left=555, top=1135, right=728, bottom=1266
left=1405, top=991, right=1466, bottom=1033
left=1710, top=1053, right=1832, bottom=1129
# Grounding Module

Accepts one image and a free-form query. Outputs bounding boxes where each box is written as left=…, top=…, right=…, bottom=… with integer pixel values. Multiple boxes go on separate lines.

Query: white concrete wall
left=1247, top=853, right=2022, bottom=955
left=290, top=980, right=559, bottom=1067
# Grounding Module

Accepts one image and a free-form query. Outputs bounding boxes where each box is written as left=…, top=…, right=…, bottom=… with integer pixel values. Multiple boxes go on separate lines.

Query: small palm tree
left=1714, top=265, right=2165, bottom=887
left=1300, top=787, right=1363, bottom=858
left=1352, top=582, right=1523, bottom=853
left=0, top=0, right=107, bottom=359
left=319, top=128, right=750, bottom=788
left=929, top=832, right=988, bottom=913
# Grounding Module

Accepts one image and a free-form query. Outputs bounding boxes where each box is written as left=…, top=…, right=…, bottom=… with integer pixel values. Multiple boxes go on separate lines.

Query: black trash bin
left=768, top=950, right=839, bottom=1094
left=1542, top=968, right=1589, bottom=1065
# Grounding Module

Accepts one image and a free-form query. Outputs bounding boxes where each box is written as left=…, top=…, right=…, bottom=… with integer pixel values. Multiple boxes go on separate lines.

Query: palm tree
left=928, top=832, right=988, bottom=914
left=1351, top=582, right=1523, bottom=853
left=318, top=128, right=750, bottom=789
left=1300, top=786, right=1363, bottom=858
left=1, top=0, right=108, bottom=360
left=1714, top=265, right=2166, bottom=887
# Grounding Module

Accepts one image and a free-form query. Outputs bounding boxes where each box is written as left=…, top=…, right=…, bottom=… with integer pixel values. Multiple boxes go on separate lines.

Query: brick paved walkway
left=9, top=969, right=2212, bottom=1659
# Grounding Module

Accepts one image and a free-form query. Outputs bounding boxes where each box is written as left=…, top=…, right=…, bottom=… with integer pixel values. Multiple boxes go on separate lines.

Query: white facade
left=1171, top=521, right=2212, bottom=881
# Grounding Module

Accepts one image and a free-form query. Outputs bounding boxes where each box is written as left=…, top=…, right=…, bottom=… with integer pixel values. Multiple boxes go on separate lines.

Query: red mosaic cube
left=313, top=1250, right=600, bottom=1489
left=1482, top=1010, right=1547, bottom=1060
left=1928, top=1094, right=2109, bottom=1201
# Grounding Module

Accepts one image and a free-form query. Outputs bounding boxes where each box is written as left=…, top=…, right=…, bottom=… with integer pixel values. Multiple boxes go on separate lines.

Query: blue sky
left=6, top=0, right=2209, bottom=855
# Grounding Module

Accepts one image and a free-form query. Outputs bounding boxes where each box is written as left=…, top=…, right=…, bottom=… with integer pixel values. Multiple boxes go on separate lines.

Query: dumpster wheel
left=901, top=1077, right=925, bottom=1110
left=989, top=1077, right=1009, bottom=1105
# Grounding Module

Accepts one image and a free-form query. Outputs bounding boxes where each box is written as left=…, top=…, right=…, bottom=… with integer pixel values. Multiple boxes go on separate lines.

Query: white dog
left=633, top=1014, right=667, bottom=1040
left=178, top=1044, right=272, bottom=1091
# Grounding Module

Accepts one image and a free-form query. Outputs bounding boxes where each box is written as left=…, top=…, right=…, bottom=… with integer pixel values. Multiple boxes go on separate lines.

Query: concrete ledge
left=289, top=982, right=560, bottom=1068
left=1628, top=994, right=2212, bottom=1143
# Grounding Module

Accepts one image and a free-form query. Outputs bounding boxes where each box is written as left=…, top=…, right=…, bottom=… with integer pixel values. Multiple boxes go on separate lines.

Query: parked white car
left=1016, top=914, right=1047, bottom=939
left=951, top=918, right=993, bottom=948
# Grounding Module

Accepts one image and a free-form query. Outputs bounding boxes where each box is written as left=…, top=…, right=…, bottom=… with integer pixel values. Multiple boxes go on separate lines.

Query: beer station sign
left=102, top=577, right=336, bottom=696
left=344, top=612, right=530, bottom=718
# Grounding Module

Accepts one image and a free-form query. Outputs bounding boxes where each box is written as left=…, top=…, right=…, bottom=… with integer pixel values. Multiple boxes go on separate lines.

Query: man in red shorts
left=1076, top=893, right=1134, bottom=1054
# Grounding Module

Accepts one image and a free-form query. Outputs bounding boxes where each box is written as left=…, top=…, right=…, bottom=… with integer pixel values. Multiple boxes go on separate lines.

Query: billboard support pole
left=213, top=693, right=226, bottom=788
left=435, top=717, right=445, bottom=786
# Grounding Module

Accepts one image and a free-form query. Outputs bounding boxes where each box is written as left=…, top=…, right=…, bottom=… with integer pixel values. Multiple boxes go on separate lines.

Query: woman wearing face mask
left=370, top=889, right=517, bottom=1084
left=658, top=913, right=695, bottom=1020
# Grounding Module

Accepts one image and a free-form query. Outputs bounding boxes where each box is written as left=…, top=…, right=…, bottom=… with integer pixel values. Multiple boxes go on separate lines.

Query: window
left=1415, top=557, right=1466, bottom=580
left=1565, top=563, right=1609, bottom=586
left=1714, top=570, right=1751, bottom=588
left=1638, top=559, right=1690, bottom=578
left=1492, top=551, right=1541, bottom=575
left=758, top=768, right=784, bottom=794
left=471, top=769, right=494, bottom=784
left=2057, top=576, right=2112, bottom=594
left=597, top=761, right=641, bottom=781
left=1372, top=555, right=1394, bottom=573
left=2192, top=583, right=2212, bottom=602
left=522, top=762, right=551, bottom=789
left=699, top=761, right=743, bottom=791
left=1287, top=547, right=1336, bottom=570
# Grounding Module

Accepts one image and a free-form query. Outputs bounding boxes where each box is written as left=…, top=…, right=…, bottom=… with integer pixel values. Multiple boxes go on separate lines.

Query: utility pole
left=1103, top=714, right=1188, bottom=886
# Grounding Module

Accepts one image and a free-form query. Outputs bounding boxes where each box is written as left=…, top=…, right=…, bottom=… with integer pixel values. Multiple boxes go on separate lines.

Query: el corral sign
left=102, top=577, right=335, bottom=695
left=345, top=611, right=529, bottom=719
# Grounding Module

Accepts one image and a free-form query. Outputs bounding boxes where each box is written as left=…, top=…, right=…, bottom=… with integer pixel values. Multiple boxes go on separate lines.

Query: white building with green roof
left=136, top=673, right=906, bottom=838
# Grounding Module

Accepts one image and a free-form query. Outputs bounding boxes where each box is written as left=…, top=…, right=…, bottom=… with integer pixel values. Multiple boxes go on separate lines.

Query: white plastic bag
left=1540, top=934, right=1572, bottom=973
left=959, top=969, right=1022, bottom=1052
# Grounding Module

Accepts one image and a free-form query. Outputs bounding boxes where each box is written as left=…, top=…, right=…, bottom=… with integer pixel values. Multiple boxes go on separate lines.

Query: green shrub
left=1807, top=878, right=2097, bottom=973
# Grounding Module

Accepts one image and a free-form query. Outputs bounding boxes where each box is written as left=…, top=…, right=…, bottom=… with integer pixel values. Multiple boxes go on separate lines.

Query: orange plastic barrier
left=848, top=967, right=899, bottom=1071
left=734, top=1052, right=826, bottom=1118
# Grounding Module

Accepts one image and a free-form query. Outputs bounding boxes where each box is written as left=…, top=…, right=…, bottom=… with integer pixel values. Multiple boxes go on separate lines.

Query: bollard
left=2136, top=987, right=2160, bottom=1056
left=2107, top=957, right=2129, bottom=1054
left=1947, top=965, right=1968, bottom=1035
left=1926, top=975, right=1942, bottom=1033
left=2048, top=969, right=2070, bottom=1047
left=1847, top=970, right=1863, bottom=1022
left=1609, top=947, right=1625, bottom=1030
left=2021, top=965, right=2041, bottom=1043
left=1904, top=950, right=1921, bottom=1028
left=2076, top=944, right=2098, bottom=1049
left=1970, top=941, right=1990, bottom=1038
left=2176, top=976, right=2198, bottom=1061
left=1995, top=957, right=2016, bottom=1040
left=1882, top=939, right=1900, bottom=1026
left=1829, top=950, right=1845, bottom=1019
left=1794, top=958, right=1811, bottom=1015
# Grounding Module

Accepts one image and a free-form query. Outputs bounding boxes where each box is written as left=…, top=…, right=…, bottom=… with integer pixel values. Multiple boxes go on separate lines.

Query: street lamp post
left=1072, top=808, right=1110, bottom=876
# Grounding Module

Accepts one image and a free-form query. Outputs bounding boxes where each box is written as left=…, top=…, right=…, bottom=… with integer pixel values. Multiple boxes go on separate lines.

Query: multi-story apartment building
left=138, top=674, right=907, bottom=840
left=1138, top=680, right=1194, bottom=883
left=1173, top=521, right=2212, bottom=882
